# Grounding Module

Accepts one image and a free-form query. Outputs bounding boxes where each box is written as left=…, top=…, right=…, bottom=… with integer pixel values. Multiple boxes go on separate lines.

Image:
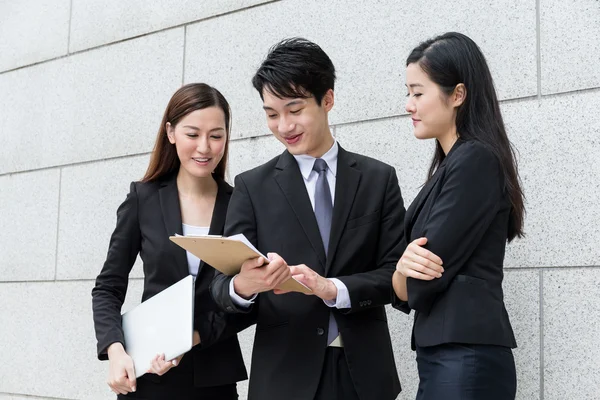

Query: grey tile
left=543, top=268, right=600, bottom=400
left=56, top=156, right=149, bottom=280
left=0, top=170, right=60, bottom=281
left=540, top=0, right=600, bottom=94
left=228, top=135, right=286, bottom=181
left=504, top=269, right=541, bottom=400
left=502, top=91, right=600, bottom=267
left=0, top=29, right=184, bottom=175
left=0, top=0, right=70, bottom=72
left=0, top=279, right=142, bottom=399
left=69, top=0, right=274, bottom=52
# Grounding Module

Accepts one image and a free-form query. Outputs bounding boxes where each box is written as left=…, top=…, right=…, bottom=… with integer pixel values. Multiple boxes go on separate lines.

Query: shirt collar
left=293, top=140, right=339, bottom=180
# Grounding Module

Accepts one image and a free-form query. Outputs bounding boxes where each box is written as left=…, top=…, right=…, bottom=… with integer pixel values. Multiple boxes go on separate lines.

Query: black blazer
left=91, top=174, right=247, bottom=388
left=393, top=140, right=517, bottom=350
left=211, top=145, right=405, bottom=400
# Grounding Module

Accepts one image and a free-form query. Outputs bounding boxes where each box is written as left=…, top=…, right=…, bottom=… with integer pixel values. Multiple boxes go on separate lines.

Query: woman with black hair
left=392, top=32, right=524, bottom=400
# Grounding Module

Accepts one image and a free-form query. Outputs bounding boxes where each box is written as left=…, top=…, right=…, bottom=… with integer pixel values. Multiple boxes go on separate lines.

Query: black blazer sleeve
left=210, top=174, right=259, bottom=322
left=407, top=143, right=504, bottom=314
left=336, top=166, right=406, bottom=313
left=91, top=182, right=141, bottom=360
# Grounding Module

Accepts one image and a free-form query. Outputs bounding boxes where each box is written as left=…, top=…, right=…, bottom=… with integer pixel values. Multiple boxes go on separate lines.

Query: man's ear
left=321, top=89, right=335, bottom=112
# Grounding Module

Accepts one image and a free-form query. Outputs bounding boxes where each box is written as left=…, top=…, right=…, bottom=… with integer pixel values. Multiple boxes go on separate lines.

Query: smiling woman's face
left=167, top=107, right=227, bottom=179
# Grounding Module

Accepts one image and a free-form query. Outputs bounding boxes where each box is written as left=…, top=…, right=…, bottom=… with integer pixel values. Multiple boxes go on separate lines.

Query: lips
left=283, top=133, right=303, bottom=144
left=192, top=157, right=211, bottom=166
left=412, top=118, right=421, bottom=127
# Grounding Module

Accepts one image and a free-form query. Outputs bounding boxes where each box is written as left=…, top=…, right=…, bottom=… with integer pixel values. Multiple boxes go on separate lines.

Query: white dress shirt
left=230, top=140, right=351, bottom=309
left=182, top=223, right=210, bottom=277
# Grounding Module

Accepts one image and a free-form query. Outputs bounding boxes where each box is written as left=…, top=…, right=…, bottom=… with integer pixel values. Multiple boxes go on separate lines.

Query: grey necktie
left=312, top=159, right=338, bottom=345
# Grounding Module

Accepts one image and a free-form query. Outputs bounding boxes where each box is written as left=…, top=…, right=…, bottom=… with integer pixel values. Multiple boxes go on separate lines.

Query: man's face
left=261, top=88, right=334, bottom=158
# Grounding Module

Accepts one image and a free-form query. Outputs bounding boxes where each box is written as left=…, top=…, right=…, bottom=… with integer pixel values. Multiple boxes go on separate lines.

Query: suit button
left=316, top=328, right=325, bottom=336
left=226, top=306, right=233, bottom=312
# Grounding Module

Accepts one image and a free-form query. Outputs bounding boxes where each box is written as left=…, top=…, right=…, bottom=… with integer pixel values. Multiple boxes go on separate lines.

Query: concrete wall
left=1, top=1, right=599, bottom=399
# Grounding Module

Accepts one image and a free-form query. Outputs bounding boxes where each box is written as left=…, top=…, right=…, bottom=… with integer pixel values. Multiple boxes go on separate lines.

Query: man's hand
left=233, top=253, right=292, bottom=298
left=277, top=264, right=337, bottom=301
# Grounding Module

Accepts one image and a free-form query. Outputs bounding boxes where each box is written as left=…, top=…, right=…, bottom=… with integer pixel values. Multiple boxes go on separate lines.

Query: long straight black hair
left=407, top=32, right=525, bottom=241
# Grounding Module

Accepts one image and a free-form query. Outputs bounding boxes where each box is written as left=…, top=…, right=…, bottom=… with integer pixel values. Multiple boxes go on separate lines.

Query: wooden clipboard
left=169, top=235, right=312, bottom=294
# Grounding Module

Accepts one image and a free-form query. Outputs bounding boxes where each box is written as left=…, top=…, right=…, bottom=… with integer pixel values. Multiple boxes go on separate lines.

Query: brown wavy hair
left=142, top=83, right=231, bottom=183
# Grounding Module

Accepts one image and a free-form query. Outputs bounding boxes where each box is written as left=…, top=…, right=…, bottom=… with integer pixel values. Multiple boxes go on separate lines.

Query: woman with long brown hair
left=92, top=83, right=247, bottom=399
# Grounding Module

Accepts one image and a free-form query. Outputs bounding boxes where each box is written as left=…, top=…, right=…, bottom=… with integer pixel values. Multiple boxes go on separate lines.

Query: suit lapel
left=274, top=151, right=327, bottom=272
left=405, top=140, right=465, bottom=233
left=197, top=178, right=232, bottom=276
left=326, top=146, right=361, bottom=274
left=159, top=175, right=189, bottom=279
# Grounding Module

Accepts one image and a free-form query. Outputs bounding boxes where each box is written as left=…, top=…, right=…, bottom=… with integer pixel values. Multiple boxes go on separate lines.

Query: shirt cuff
left=323, top=278, right=351, bottom=309
left=229, top=275, right=257, bottom=308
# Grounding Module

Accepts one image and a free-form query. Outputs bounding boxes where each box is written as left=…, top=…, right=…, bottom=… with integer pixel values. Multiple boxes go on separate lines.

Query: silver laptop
left=122, top=275, right=195, bottom=377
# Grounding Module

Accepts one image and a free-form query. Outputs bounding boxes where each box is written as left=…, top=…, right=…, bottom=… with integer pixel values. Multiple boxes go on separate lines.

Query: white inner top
left=182, top=223, right=210, bottom=277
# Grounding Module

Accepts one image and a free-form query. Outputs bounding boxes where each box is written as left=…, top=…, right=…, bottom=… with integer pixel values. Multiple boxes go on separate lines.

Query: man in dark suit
left=211, top=38, right=405, bottom=400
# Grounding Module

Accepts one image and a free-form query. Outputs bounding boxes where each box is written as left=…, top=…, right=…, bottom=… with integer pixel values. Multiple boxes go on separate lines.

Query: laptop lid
left=121, top=275, right=194, bottom=377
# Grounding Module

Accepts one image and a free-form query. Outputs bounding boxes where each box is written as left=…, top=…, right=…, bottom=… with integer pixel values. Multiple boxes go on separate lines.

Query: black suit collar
left=159, top=173, right=233, bottom=279
left=405, top=139, right=464, bottom=233
left=275, top=151, right=327, bottom=273
left=327, top=146, right=360, bottom=274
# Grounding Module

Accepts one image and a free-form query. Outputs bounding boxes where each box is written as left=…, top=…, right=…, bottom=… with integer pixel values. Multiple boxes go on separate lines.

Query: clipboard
left=169, top=234, right=312, bottom=294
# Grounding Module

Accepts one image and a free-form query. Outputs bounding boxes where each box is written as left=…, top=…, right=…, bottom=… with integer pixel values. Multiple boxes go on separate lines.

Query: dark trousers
left=314, top=347, right=360, bottom=400
left=415, top=343, right=516, bottom=400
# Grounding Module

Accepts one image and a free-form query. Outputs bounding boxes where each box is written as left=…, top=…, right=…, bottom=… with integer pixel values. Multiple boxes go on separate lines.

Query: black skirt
left=415, top=343, right=516, bottom=400
left=116, top=353, right=238, bottom=400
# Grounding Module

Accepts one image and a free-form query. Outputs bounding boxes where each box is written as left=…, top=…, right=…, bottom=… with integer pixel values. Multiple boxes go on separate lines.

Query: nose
left=405, top=97, right=416, bottom=114
left=196, top=136, right=210, bottom=154
left=278, top=115, right=295, bottom=135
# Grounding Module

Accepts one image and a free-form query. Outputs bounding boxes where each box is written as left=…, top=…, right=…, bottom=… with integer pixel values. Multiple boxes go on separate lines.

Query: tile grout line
left=0, top=277, right=144, bottom=285
left=0, top=1, right=280, bottom=76
left=539, top=269, right=545, bottom=400
left=505, top=265, right=600, bottom=270
left=536, top=0, right=542, bottom=100
left=0, top=152, right=152, bottom=178
left=0, top=392, right=77, bottom=400
left=182, top=25, right=187, bottom=85
left=54, top=168, right=63, bottom=281
left=66, top=0, right=74, bottom=54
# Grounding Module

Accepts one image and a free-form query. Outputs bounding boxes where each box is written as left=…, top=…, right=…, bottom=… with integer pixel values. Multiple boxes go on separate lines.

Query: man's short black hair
left=252, top=37, right=336, bottom=105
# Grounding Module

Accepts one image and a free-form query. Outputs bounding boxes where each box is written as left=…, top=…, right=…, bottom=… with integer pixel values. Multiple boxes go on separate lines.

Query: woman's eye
left=290, top=109, right=302, bottom=115
left=267, top=114, right=277, bottom=119
left=186, top=133, right=198, bottom=138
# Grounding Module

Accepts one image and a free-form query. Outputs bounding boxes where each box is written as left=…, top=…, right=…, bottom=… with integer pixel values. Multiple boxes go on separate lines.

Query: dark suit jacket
left=211, top=145, right=405, bottom=400
left=91, top=174, right=247, bottom=389
left=393, top=140, right=517, bottom=350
